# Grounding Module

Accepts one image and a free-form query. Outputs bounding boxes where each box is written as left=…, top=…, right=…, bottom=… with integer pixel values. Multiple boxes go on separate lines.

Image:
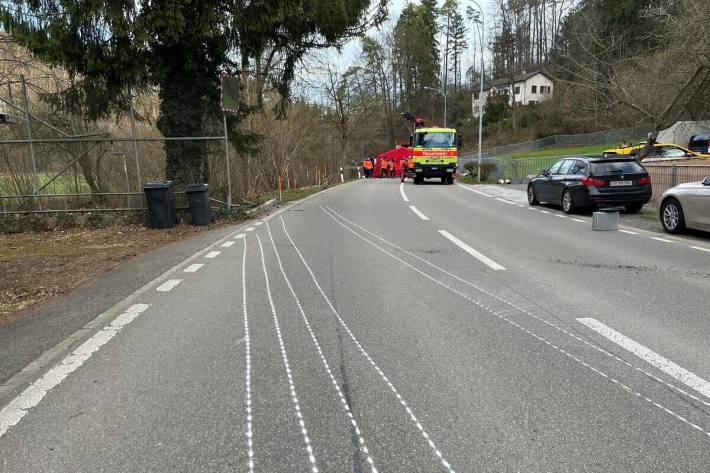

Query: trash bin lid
left=143, top=181, right=173, bottom=190
left=185, top=183, right=209, bottom=192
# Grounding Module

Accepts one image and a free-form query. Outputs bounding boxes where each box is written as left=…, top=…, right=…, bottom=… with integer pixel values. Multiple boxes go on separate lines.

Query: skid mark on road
left=323, top=206, right=710, bottom=417
left=265, top=223, right=378, bottom=472
left=282, top=216, right=457, bottom=472
left=256, top=235, right=319, bottom=473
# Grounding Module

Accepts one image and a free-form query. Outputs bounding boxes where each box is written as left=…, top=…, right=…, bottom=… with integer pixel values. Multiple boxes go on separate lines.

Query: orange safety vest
left=363, top=160, right=373, bottom=169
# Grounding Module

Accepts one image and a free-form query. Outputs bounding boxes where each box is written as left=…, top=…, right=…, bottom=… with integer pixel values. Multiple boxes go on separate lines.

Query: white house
left=472, top=70, right=554, bottom=118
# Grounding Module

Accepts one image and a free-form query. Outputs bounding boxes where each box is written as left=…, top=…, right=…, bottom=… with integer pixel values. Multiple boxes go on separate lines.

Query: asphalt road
left=1, top=178, right=710, bottom=472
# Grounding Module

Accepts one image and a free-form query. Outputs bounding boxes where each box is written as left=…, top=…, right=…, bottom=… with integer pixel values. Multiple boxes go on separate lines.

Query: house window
left=531, top=85, right=537, bottom=94
left=514, top=86, right=520, bottom=95
left=474, top=91, right=479, bottom=100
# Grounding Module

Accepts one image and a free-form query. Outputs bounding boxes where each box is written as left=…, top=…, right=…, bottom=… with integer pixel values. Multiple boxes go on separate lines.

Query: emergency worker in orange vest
left=380, top=159, right=389, bottom=178
left=401, top=156, right=415, bottom=183
left=363, top=158, right=373, bottom=178
left=387, top=160, right=395, bottom=178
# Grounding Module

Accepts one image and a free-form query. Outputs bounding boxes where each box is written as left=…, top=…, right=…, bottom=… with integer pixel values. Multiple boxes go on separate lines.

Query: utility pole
left=470, top=0, right=485, bottom=182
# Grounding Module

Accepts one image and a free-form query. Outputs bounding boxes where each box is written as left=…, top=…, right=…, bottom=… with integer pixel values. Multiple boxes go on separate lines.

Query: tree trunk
left=158, top=78, right=209, bottom=186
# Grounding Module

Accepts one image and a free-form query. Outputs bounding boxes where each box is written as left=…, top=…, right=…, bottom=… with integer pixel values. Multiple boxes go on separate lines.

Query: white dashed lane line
left=651, top=237, right=674, bottom=243
left=221, top=241, right=236, bottom=248
left=205, top=251, right=221, bottom=258
left=321, top=206, right=710, bottom=439
left=571, top=218, right=586, bottom=222
left=235, top=233, right=246, bottom=239
left=555, top=214, right=566, bottom=218
left=438, top=230, right=506, bottom=271
left=691, top=246, right=710, bottom=253
left=577, top=318, right=710, bottom=400
left=400, top=182, right=409, bottom=202
left=539, top=210, right=551, bottom=214
left=245, top=227, right=255, bottom=232
left=495, top=197, right=517, bottom=205
left=183, top=264, right=204, bottom=273
left=254, top=222, right=263, bottom=226
left=618, top=229, right=639, bottom=235
left=409, top=205, right=429, bottom=221
left=156, top=279, right=182, bottom=292
left=455, top=183, right=491, bottom=197
left=0, top=304, right=150, bottom=438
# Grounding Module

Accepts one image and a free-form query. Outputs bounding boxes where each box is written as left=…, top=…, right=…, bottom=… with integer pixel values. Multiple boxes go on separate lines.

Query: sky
left=298, top=0, right=495, bottom=101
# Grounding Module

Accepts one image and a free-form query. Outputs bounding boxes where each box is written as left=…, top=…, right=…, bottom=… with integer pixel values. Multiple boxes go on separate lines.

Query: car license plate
left=610, top=180, right=632, bottom=186
left=431, top=167, right=438, bottom=170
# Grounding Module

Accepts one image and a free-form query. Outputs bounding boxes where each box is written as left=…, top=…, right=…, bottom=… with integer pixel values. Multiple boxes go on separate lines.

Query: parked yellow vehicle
left=603, top=143, right=702, bottom=161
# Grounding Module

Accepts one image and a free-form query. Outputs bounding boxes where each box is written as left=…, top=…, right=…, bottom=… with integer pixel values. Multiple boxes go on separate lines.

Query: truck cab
left=411, top=127, right=459, bottom=184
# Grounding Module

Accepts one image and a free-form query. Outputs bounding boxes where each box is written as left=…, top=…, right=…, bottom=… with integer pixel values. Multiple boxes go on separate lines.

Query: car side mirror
left=540, top=169, right=548, bottom=176
left=703, top=176, right=710, bottom=186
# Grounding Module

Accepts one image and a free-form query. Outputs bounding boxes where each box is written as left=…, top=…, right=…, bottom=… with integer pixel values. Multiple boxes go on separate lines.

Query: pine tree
left=0, top=1, right=386, bottom=186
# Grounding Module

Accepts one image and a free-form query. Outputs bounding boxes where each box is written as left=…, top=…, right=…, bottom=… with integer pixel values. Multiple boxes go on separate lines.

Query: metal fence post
left=121, top=153, right=131, bottom=208
left=223, top=113, right=232, bottom=207
left=129, top=85, right=143, bottom=189
left=671, top=164, right=677, bottom=187
left=20, top=75, right=41, bottom=211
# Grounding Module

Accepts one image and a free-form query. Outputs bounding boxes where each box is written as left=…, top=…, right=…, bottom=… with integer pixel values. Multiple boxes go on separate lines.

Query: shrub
left=86, top=212, right=105, bottom=228
left=464, top=161, right=497, bottom=180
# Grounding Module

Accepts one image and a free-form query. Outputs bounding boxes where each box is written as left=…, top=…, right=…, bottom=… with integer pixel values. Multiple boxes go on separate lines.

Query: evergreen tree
left=0, top=1, right=386, bottom=186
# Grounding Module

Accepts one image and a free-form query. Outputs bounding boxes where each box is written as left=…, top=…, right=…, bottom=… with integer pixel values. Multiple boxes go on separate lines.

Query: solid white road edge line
left=183, top=264, right=204, bottom=273
left=156, top=279, right=182, bottom=292
left=320, top=206, right=710, bottom=438
left=205, top=251, right=221, bottom=258
left=0, top=303, right=150, bottom=438
left=399, top=182, right=409, bottom=202
left=280, top=215, right=456, bottom=472
left=256, top=235, right=319, bottom=472
left=409, top=205, right=429, bottom=220
left=265, top=222, right=378, bottom=473
left=577, top=318, right=710, bottom=400
left=438, top=230, right=506, bottom=271
left=455, top=183, right=492, bottom=197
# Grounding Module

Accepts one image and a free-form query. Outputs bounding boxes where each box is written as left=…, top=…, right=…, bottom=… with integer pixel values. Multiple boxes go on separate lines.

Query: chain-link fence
left=459, top=125, right=652, bottom=162
left=0, top=75, right=237, bottom=215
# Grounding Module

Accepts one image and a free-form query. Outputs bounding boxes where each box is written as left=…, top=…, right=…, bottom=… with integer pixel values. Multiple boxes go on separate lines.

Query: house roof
left=473, top=69, right=553, bottom=92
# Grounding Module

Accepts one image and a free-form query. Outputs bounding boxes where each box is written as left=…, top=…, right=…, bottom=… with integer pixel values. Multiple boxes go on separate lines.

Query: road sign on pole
left=220, top=76, right=240, bottom=114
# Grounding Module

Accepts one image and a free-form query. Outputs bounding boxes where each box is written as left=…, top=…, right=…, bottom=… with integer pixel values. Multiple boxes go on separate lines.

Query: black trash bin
left=185, top=183, right=211, bottom=226
left=143, top=181, right=177, bottom=229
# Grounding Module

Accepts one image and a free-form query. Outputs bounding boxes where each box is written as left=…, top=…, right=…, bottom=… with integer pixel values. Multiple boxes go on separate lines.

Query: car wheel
left=447, top=176, right=454, bottom=184
left=661, top=198, right=685, bottom=234
left=527, top=185, right=539, bottom=205
left=624, top=203, right=644, bottom=213
left=562, top=189, right=576, bottom=214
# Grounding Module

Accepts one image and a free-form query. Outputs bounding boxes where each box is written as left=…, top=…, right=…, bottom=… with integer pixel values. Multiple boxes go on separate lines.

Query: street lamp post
left=423, top=86, right=447, bottom=127
left=470, top=0, right=485, bottom=182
